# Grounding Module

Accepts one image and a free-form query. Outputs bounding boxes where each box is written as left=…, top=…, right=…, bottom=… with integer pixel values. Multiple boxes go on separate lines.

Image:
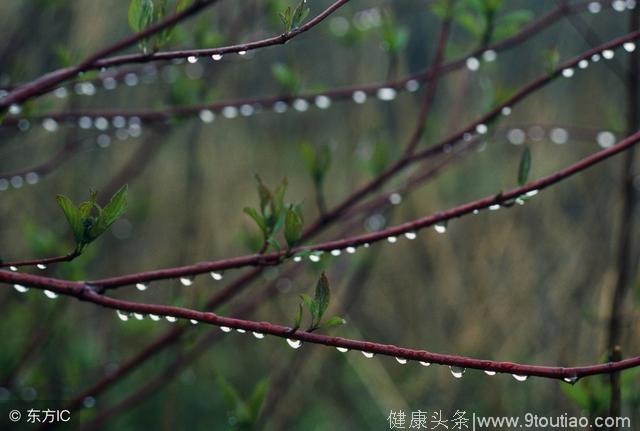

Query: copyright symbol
left=9, top=409, right=21, bottom=422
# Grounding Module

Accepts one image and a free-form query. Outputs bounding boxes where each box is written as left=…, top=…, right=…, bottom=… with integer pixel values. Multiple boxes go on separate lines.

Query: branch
left=1, top=274, right=639, bottom=380
left=0, top=0, right=223, bottom=111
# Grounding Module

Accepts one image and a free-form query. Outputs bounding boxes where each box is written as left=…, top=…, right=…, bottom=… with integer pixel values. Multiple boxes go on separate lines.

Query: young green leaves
left=128, top=0, right=190, bottom=53
left=279, top=0, right=310, bottom=33
left=293, top=272, right=346, bottom=333
left=56, top=185, right=128, bottom=254
left=517, top=146, right=531, bottom=186
left=300, top=142, right=331, bottom=215
left=244, top=176, right=304, bottom=251
left=217, top=376, right=269, bottom=431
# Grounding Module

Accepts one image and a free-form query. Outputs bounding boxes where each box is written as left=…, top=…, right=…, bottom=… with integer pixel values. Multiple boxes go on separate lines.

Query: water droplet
left=613, top=0, right=627, bottom=11
left=591, top=53, right=601, bottom=62
left=525, top=189, right=539, bottom=197
left=199, top=109, right=215, bottom=123
left=336, top=347, right=349, bottom=353
left=563, top=375, right=579, bottom=384
left=376, top=87, right=396, bottom=101
left=240, top=104, right=255, bottom=116
left=222, top=106, right=238, bottom=118
left=330, top=249, right=341, bottom=256
left=387, top=236, right=398, bottom=243
left=404, top=232, right=417, bottom=240
left=550, top=127, right=569, bottom=144
left=0, top=179, right=9, bottom=191
left=286, top=338, right=302, bottom=349
left=179, top=276, right=194, bottom=287
left=83, top=396, right=96, bottom=408
left=124, top=73, right=139, bottom=86
left=450, top=366, right=466, bottom=378
left=238, top=50, right=247, bottom=56
left=602, top=49, right=615, bottom=60
left=624, top=42, right=636, bottom=52
left=512, top=374, right=528, bottom=382
left=36, top=264, right=47, bottom=270
left=395, top=357, right=407, bottom=364
left=588, top=1, right=602, bottom=13
left=482, top=49, right=497, bottom=62
left=484, top=370, right=496, bottom=376
left=9, top=104, right=22, bottom=115
left=293, top=99, right=309, bottom=112
left=116, top=310, right=129, bottom=321
left=578, top=59, right=589, bottom=69
left=388, top=192, right=402, bottom=205
left=434, top=222, right=447, bottom=234
left=135, top=283, right=148, bottom=291
left=220, top=326, right=232, bottom=332
left=187, top=56, right=198, bottom=63
left=94, top=117, right=109, bottom=131
left=473, top=209, right=480, bottom=214
left=465, top=57, right=480, bottom=71
left=309, top=254, right=321, bottom=262
left=253, top=332, right=265, bottom=339
left=489, top=204, right=501, bottom=211
left=315, top=95, right=331, bottom=109
left=405, top=80, right=419, bottom=92
left=210, top=271, right=223, bottom=281
left=11, top=176, right=23, bottom=189
left=501, top=106, right=512, bottom=116
left=352, top=90, right=367, bottom=104
left=9, top=266, right=18, bottom=272
left=346, top=246, right=357, bottom=254
left=43, top=290, right=58, bottom=299
left=475, top=123, right=488, bottom=135
left=133, top=313, right=144, bottom=320
left=561, top=68, right=575, bottom=78
left=54, top=87, right=69, bottom=98
left=273, top=101, right=288, bottom=113
left=362, top=351, right=375, bottom=358
left=42, top=118, right=59, bottom=132
left=190, top=319, right=198, bottom=325
left=597, top=131, right=616, bottom=148
left=13, top=284, right=29, bottom=293
left=236, top=329, right=246, bottom=333
left=293, top=256, right=302, bottom=262
left=212, top=54, right=223, bottom=61
left=419, top=361, right=431, bottom=367
left=166, top=316, right=177, bottom=322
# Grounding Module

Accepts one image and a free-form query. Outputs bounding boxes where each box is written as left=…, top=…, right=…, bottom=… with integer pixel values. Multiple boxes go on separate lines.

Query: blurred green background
left=0, top=0, right=639, bottom=429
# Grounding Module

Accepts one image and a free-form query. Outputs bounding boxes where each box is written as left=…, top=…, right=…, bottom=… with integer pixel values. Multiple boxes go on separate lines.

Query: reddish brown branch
left=1, top=274, right=639, bottom=380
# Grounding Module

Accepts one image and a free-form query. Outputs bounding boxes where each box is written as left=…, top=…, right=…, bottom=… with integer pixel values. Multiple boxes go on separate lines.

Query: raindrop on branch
left=449, top=366, right=465, bottom=378
left=286, top=338, right=302, bottom=349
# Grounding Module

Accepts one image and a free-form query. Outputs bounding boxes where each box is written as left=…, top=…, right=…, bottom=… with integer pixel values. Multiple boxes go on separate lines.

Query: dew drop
left=387, top=236, right=398, bottom=243
left=613, top=0, right=627, bottom=11
left=352, top=90, right=367, bottom=104
left=25, top=172, right=39, bottom=185
left=475, top=123, right=488, bottom=135
left=9, top=104, right=22, bottom=115
left=43, top=290, right=58, bottom=299
left=309, top=254, right=321, bottom=262
left=133, top=313, right=144, bottom=320
left=376, top=87, right=396, bottom=101
left=465, top=57, right=480, bottom=71
left=199, top=109, right=215, bottom=123
left=336, top=347, right=349, bottom=353
left=624, top=42, right=636, bottom=52
left=578, top=59, right=589, bottom=69
left=588, top=1, right=602, bottom=13
left=116, top=310, right=129, bottom=321
left=597, top=131, right=616, bottom=148
left=273, top=101, right=288, bottom=113
left=395, top=357, right=407, bottom=364
left=240, top=104, right=255, bottom=117
left=164, top=316, right=177, bottom=322
left=253, top=332, right=265, bottom=339
left=222, top=106, right=238, bottom=119
left=13, top=284, right=29, bottom=293
left=550, top=127, right=569, bottom=145
left=346, top=246, right=357, bottom=254
left=238, top=50, right=247, bottom=56
left=149, top=314, right=160, bottom=321
left=563, top=375, right=579, bottom=384
left=187, top=56, right=198, bottom=64
left=419, top=361, right=431, bottom=367
left=512, top=374, right=528, bottom=382
left=434, top=222, right=447, bottom=234
left=362, top=351, right=375, bottom=358
left=330, top=249, right=341, bottom=256
left=602, top=49, right=615, bottom=60
left=561, top=68, right=575, bottom=78
left=37, top=264, right=47, bottom=270
left=135, top=283, right=148, bottom=291
left=484, top=370, right=496, bottom=376
left=212, top=54, right=223, bottom=61
left=42, top=118, right=59, bottom=132
left=501, top=106, right=512, bottom=116
left=405, top=79, right=419, bottom=92
left=389, top=192, right=402, bottom=205
left=179, top=276, right=194, bottom=287
left=293, top=99, right=309, bottom=112
left=9, top=266, right=18, bottom=272
left=189, top=319, right=198, bottom=325
left=210, top=271, right=223, bottom=281
left=591, top=53, right=601, bottom=62
left=450, top=366, right=466, bottom=378
left=220, top=326, right=232, bottom=332
left=525, top=189, right=539, bottom=197
left=404, top=232, right=417, bottom=240
left=489, top=204, right=501, bottom=211
left=315, top=95, right=331, bottom=109
left=236, top=329, right=246, bottom=333
left=293, top=256, right=302, bottom=262
left=286, top=338, right=302, bottom=349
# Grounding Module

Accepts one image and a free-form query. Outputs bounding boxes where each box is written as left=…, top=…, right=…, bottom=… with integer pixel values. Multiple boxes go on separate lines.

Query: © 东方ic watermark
left=8, top=408, right=71, bottom=424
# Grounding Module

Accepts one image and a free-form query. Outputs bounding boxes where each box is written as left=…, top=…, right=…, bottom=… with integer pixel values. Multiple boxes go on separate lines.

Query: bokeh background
left=0, top=0, right=639, bottom=429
